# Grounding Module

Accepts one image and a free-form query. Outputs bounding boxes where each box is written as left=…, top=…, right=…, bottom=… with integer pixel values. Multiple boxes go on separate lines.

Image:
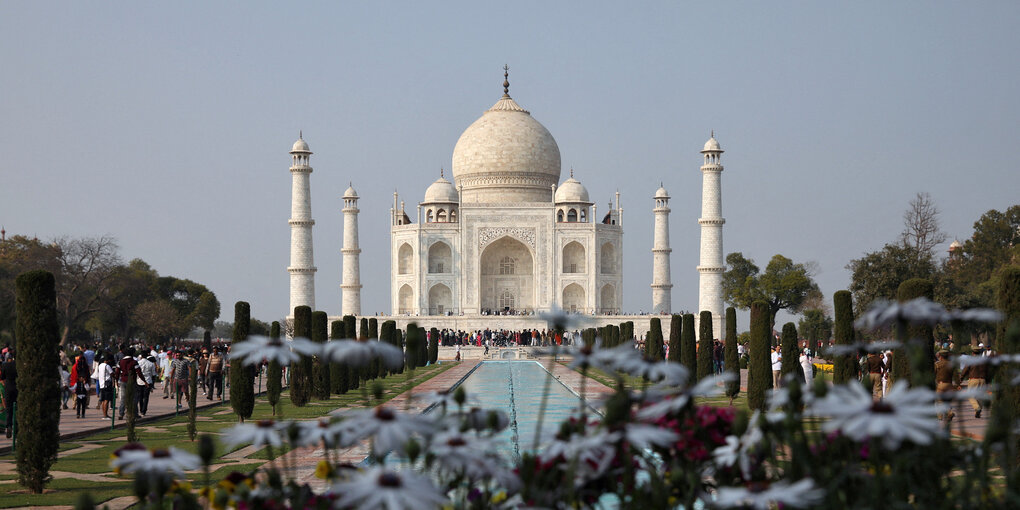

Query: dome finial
left=710, top=129, right=714, bottom=138
left=502, top=64, right=510, bottom=97
left=440, top=168, right=444, bottom=178
left=570, top=167, right=573, bottom=178
left=299, top=129, right=303, bottom=140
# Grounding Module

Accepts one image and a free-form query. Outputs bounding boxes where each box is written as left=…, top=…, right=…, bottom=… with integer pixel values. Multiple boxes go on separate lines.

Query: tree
left=14, top=270, right=61, bottom=493
left=267, top=321, right=282, bottom=415
left=722, top=252, right=820, bottom=328
left=944, top=205, right=1020, bottom=310
left=780, top=323, right=799, bottom=380
left=724, top=307, right=740, bottom=402
left=369, top=318, right=379, bottom=339
left=667, top=315, right=682, bottom=363
left=798, top=309, right=833, bottom=356
left=131, top=300, right=185, bottom=344
left=990, top=268, right=1020, bottom=453
left=848, top=243, right=937, bottom=316
left=329, top=320, right=349, bottom=395
left=405, top=323, right=422, bottom=370
left=378, top=321, right=395, bottom=378
left=428, top=327, right=440, bottom=365
left=311, top=311, right=330, bottom=400
left=897, top=279, right=936, bottom=389
left=53, top=235, right=122, bottom=345
left=646, top=318, right=664, bottom=360
left=748, top=301, right=770, bottom=410
left=681, top=314, right=697, bottom=372
left=697, top=311, right=713, bottom=381
left=230, top=302, right=255, bottom=421
left=289, top=306, right=312, bottom=407
left=901, top=192, right=947, bottom=265
left=832, top=291, right=857, bottom=384
left=0, top=237, right=61, bottom=342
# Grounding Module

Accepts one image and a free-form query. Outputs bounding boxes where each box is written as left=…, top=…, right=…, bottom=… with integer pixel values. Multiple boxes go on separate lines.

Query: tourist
left=866, top=351, right=885, bottom=400
left=137, top=354, right=157, bottom=416
left=94, top=355, right=114, bottom=419
left=60, top=363, right=71, bottom=410
left=207, top=347, right=224, bottom=400
left=799, top=348, right=814, bottom=382
left=771, top=346, right=782, bottom=389
left=73, top=369, right=90, bottom=418
left=0, top=350, right=14, bottom=437
left=115, top=347, right=143, bottom=420
left=961, top=346, right=988, bottom=418
left=934, top=350, right=957, bottom=424
left=161, top=350, right=174, bottom=399
left=170, top=351, right=190, bottom=405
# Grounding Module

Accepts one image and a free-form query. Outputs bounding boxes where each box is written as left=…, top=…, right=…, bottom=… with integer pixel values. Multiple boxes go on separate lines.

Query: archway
left=398, top=243, right=414, bottom=275
left=428, top=242, right=452, bottom=273
left=600, top=242, right=617, bottom=274
left=562, top=241, right=585, bottom=273
left=480, top=236, right=534, bottom=312
left=428, top=283, right=452, bottom=315
left=562, top=283, right=585, bottom=313
left=398, top=284, right=414, bottom=314
left=600, top=283, right=617, bottom=314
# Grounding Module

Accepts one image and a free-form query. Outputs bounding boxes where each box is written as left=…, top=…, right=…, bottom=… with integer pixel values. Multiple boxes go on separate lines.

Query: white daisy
left=948, top=307, right=1003, bottom=324
left=810, top=380, right=941, bottom=449
left=632, top=360, right=691, bottom=386
left=566, top=341, right=643, bottom=374
left=620, top=422, right=678, bottom=450
left=637, top=373, right=732, bottom=421
left=713, top=478, right=825, bottom=509
left=112, top=446, right=201, bottom=477
left=712, top=415, right=764, bottom=479
left=428, top=428, right=511, bottom=483
left=825, top=340, right=901, bottom=357
left=332, top=405, right=437, bottom=456
left=222, top=419, right=287, bottom=449
left=322, top=339, right=404, bottom=370
left=461, top=407, right=510, bottom=432
left=292, top=417, right=344, bottom=448
left=539, top=305, right=588, bottom=331
left=855, top=297, right=951, bottom=331
left=540, top=428, right=620, bottom=481
left=228, top=335, right=320, bottom=366
left=329, top=467, right=448, bottom=510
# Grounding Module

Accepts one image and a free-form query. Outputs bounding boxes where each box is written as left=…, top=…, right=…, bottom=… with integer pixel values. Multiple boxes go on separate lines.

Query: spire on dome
left=440, top=168, right=444, bottom=178
left=503, top=64, right=510, bottom=97
left=570, top=167, right=574, bottom=178
left=300, top=130, right=303, bottom=139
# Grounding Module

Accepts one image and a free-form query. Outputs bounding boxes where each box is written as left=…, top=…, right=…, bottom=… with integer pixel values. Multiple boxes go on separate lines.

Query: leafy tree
left=832, top=291, right=856, bottom=384
left=230, top=302, right=255, bottom=421
left=289, top=306, right=312, bottom=407
left=0, top=237, right=61, bottom=342
left=697, top=311, right=713, bottom=381
left=52, top=236, right=123, bottom=345
left=132, top=299, right=185, bottom=343
left=942, top=205, right=1020, bottom=310
left=780, top=323, right=799, bottom=380
left=14, top=270, right=61, bottom=493
left=798, top=309, right=833, bottom=356
left=748, top=301, right=770, bottom=410
left=667, top=315, right=682, bottom=363
left=898, top=278, right=936, bottom=389
left=311, top=311, right=330, bottom=400
left=848, top=243, right=937, bottom=316
left=267, top=321, right=282, bottom=415
left=681, top=314, right=696, bottom=372
left=646, top=318, right=664, bottom=360
left=724, top=307, right=740, bottom=402
left=722, top=252, right=820, bottom=328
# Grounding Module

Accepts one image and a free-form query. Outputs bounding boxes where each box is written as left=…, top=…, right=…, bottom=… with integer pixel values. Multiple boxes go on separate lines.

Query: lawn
left=0, top=362, right=453, bottom=508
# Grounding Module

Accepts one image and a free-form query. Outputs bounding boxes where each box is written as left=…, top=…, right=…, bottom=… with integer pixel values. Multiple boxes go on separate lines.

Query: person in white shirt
left=160, top=350, right=174, bottom=399
left=59, top=365, right=71, bottom=410
left=136, top=355, right=157, bottom=416
left=799, top=349, right=813, bottom=382
left=94, top=356, right=114, bottom=419
left=771, top=346, right=783, bottom=389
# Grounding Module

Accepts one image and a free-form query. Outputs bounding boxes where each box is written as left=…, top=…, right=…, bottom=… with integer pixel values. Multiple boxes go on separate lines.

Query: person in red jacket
left=114, top=347, right=143, bottom=420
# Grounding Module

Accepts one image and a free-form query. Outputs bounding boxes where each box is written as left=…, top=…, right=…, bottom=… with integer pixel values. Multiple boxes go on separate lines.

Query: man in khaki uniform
left=961, top=347, right=988, bottom=418
left=866, top=351, right=886, bottom=400
left=934, top=350, right=957, bottom=424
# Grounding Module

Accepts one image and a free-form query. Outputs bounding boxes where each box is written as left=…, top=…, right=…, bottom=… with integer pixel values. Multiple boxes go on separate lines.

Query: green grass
left=0, top=477, right=133, bottom=508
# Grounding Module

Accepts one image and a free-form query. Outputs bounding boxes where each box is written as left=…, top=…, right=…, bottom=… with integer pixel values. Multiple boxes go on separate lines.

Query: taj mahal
left=286, top=69, right=727, bottom=337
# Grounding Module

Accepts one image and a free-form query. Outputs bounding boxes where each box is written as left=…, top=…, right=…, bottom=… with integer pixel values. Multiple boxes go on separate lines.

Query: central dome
left=451, top=94, right=561, bottom=203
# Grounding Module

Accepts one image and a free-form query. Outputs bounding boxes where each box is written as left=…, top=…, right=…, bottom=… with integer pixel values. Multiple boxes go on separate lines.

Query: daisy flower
left=855, top=297, right=951, bottom=331
left=540, top=428, right=620, bottom=480
left=631, top=360, right=691, bottom=386
left=713, top=478, right=824, bottom=509
left=948, top=307, right=1003, bottom=324
left=228, top=335, right=320, bottom=366
left=810, top=380, right=941, bottom=449
left=428, top=428, right=513, bottom=484
left=636, top=373, right=732, bottom=421
left=222, top=419, right=287, bottom=449
left=539, top=305, right=588, bottom=331
left=332, top=405, right=437, bottom=456
left=619, top=422, right=678, bottom=450
left=329, top=467, right=448, bottom=510
left=112, top=446, right=201, bottom=478
left=322, top=339, right=404, bottom=370
left=712, top=414, right=764, bottom=479
left=292, top=417, right=344, bottom=448
left=566, top=341, right=643, bottom=374
left=825, top=340, right=901, bottom=357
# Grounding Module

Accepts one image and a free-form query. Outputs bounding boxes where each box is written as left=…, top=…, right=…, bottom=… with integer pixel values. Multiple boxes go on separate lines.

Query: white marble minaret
left=651, top=184, right=672, bottom=314
left=341, top=184, right=362, bottom=315
left=698, top=133, right=725, bottom=334
left=288, top=133, right=316, bottom=314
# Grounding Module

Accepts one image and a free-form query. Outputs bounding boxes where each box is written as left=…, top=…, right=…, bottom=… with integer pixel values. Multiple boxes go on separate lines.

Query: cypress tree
left=582, top=328, right=596, bottom=347
left=267, top=321, right=282, bottom=415
left=897, top=278, right=936, bottom=389
left=340, top=315, right=360, bottom=389
left=14, top=270, right=60, bottom=493
left=950, top=320, right=969, bottom=355
left=360, top=318, right=369, bottom=339
left=230, top=302, right=255, bottom=421
left=418, top=326, right=428, bottom=366
left=780, top=322, right=799, bottom=380
left=203, top=330, right=212, bottom=352
left=667, top=315, right=682, bottom=363
left=289, top=305, right=312, bottom=407
left=748, top=301, right=771, bottom=410
left=369, top=318, right=379, bottom=339
left=343, top=315, right=357, bottom=339
left=429, top=327, right=440, bottom=365
left=187, top=364, right=198, bottom=440
left=724, top=307, right=740, bottom=402
left=379, top=321, right=395, bottom=377
left=329, top=320, right=349, bottom=394
left=394, top=328, right=405, bottom=374
left=697, top=311, right=714, bottom=381
left=681, top=313, right=697, bottom=372
left=833, top=291, right=857, bottom=385
left=646, top=318, right=664, bottom=360
left=990, top=268, right=1020, bottom=454
left=125, top=377, right=138, bottom=443
left=622, top=321, right=634, bottom=342
left=405, top=323, right=422, bottom=370
left=311, top=311, right=330, bottom=400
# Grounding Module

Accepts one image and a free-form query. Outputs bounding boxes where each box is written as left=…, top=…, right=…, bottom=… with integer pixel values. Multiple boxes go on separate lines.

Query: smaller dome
left=702, top=136, right=722, bottom=152
left=424, top=176, right=458, bottom=203
left=291, top=137, right=310, bottom=153
left=343, top=184, right=358, bottom=198
left=949, top=239, right=963, bottom=250
left=555, top=177, right=590, bottom=203
left=654, top=185, right=669, bottom=198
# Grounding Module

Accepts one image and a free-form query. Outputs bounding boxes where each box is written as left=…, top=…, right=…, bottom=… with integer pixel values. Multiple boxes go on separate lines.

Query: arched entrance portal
left=480, top=236, right=534, bottom=313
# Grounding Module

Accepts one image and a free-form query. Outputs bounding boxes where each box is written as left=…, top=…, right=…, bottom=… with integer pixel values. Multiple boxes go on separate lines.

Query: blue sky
left=2, top=2, right=1018, bottom=329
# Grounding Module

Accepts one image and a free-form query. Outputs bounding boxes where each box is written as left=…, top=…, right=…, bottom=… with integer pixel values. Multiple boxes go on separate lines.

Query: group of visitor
left=433, top=328, right=578, bottom=348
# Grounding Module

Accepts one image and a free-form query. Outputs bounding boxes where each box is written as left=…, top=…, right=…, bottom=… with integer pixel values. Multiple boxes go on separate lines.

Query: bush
left=681, top=313, right=696, bottom=372
left=289, top=306, right=312, bottom=407
left=897, top=278, right=935, bottom=388
left=621, top=321, right=634, bottom=342
left=267, top=321, right=282, bottom=415
left=748, top=301, right=770, bottom=410
left=724, top=307, right=739, bottom=400
left=667, top=315, right=682, bottom=363
left=833, top=291, right=856, bottom=385
left=311, top=311, right=330, bottom=400
left=646, top=318, right=664, bottom=360
left=697, top=311, right=714, bottom=381
left=230, top=302, right=255, bottom=420
left=14, top=271, right=60, bottom=493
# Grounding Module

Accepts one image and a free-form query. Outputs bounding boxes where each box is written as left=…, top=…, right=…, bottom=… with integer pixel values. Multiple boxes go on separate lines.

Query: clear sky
left=2, top=2, right=1018, bottom=330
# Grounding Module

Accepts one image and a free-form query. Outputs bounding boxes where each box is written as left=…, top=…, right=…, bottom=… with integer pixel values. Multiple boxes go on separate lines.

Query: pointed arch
left=398, top=243, right=414, bottom=275
left=562, top=241, right=585, bottom=273
left=428, top=241, right=452, bottom=274
left=398, top=284, right=414, bottom=314
left=600, top=242, right=617, bottom=274
left=428, top=283, right=452, bottom=315
left=562, top=283, right=585, bottom=313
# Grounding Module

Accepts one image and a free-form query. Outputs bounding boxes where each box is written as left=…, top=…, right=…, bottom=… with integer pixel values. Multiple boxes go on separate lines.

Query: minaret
left=698, top=132, right=725, bottom=334
left=341, top=183, right=362, bottom=316
left=288, top=133, right=316, bottom=314
left=651, top=184, right=672, bottom=314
